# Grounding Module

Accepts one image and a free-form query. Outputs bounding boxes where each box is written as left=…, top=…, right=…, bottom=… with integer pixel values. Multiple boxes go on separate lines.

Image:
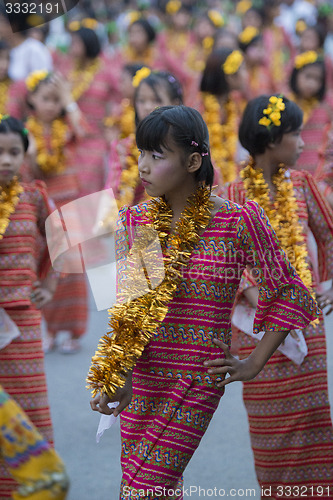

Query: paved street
left=44, top=289, right=333, bottom=500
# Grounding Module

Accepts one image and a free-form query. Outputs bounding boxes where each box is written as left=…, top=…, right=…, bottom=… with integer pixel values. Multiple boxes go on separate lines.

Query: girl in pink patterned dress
left=89, top=105, right=319, bottom=500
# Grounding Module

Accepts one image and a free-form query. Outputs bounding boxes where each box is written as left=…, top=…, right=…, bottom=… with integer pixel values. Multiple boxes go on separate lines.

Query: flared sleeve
left=237, top=200, right=319, bottom=333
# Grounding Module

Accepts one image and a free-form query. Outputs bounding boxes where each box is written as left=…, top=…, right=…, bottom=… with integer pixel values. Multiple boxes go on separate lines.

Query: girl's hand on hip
left=204, top=339, right=258, bottom=388
left=31, top=281, right=53, bottom=308
left=316, top=287, right=333, bottom=315
left=90, top=374, right=133, bottom=416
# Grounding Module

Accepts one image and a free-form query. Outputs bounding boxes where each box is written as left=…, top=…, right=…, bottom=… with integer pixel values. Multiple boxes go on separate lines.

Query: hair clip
left=22, top=128, right=29, bottom=136
left=201, top=152, right=209, bottom=156
left=191, top=141, right=199, bottom=147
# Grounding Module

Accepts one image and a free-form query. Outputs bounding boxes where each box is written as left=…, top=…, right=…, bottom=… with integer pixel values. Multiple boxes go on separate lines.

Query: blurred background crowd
left=0, top=1, right=333, bottom=498
left=0, top=0, right=332, bottom=352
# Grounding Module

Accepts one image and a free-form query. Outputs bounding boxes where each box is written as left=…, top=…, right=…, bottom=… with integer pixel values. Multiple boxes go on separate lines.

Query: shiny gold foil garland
left=241, top=159, right=313, bottom=294
left=86, top=185, right=213, bottom=398
left=0, top=176, right=23, bottom=239
left=25, top=117, right=68, bottom=175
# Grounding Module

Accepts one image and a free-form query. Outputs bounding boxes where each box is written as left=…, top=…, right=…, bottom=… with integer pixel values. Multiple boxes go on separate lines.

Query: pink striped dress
left=114, top=196, right=319, bottom=500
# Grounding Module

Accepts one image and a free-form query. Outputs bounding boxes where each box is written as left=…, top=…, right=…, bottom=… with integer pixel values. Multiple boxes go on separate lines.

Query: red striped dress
left=226, top=170, right=333, bottom=500
left=0, top=181, right=54, bottom=498
left=55, top=53, right=121, bottom=197
left=295, top=96, right=333, bottom=197
left=113, top=197, right=319, bottom=500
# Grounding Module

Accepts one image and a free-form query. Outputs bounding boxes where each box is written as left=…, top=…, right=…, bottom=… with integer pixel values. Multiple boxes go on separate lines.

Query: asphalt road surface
left=45, top=289, right=333, bottom=500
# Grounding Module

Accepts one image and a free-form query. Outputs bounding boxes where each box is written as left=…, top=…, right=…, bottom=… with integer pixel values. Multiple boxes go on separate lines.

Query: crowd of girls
left=0, top=1, right=333, bottom=499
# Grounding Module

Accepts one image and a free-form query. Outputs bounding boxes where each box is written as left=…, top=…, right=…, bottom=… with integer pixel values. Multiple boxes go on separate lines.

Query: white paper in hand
left=96, top=402, right=119, bottom=443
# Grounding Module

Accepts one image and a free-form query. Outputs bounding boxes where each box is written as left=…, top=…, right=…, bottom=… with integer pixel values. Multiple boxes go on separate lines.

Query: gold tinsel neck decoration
left=0, top=176, right=23, bottom=239
left=202, top=93, right=238, bottom=183
left=25, top=117, right=68, bottom=175
left=86, top=185, right=213, bottom=398
left=241, top=158, right=314, bottom=296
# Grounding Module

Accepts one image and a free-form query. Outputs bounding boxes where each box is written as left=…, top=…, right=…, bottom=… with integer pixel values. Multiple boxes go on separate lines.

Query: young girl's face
left=29, top=82, right=63, bottom=123
left=0, top=132, right=25, bottom=187
left=172, top=10, right=191, bottom=31
left=0, top=49, right=9, bottom=80
left=128, top=24, right=149, bottom=52
left=246, top=41, right=265, bottom=66
left=300, top=29, right=320, bottom=52
left=242, top=9, right=263, bottom=30
left=69, top=34, right=86, bottom=60
left=226, top=63, right=248, bottom=92
left=194, top=18, right=215, bottom=42
left=135, top=82, right=175, bottom=122
left=274, top=128, right=304, bottom=167
left=137, top=139, right=191, bottom=198
left=296, top=65, right=323, bottom=99
left=121, top=69, right=136, bottom=100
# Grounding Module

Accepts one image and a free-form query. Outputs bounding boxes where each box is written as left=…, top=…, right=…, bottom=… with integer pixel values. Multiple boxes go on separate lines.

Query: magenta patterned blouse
left=115, top=198, right=319, bottom=387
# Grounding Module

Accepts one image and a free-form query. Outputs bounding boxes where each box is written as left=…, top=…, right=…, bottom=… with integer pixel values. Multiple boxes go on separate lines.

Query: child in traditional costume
left=289, top=52, right=333, bottom=205
left=105, top=68, right=183, bottom=209
left=213, top=95, right=333, bottom=500
left=0, top=115, right=62, bottom=496
left=88, top=105, right=319, bottom=500
left=24, top=69, right=88, bottom=354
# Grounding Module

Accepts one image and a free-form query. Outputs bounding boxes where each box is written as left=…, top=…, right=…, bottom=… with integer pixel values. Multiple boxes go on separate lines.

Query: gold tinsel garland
left=0, top=177, right=23, bottom=239
left=124, top=46, right=154, bottom=66
left=290, top=94, right=318, bottom=125
left=68, top=59, right=100, bottom=101
left=203, top=93, right=238, bottom=183
left=0, top=79, right=11, bottom=115
left=241, top=160, right=313, bottom=293
left=104, top=99, right=135, bottom=140
left=26, top=117, right=68, bottom=175
left=86, top=185, right=214, bottom=398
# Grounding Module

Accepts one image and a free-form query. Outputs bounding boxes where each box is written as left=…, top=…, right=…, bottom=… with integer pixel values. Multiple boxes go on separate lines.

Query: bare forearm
left=245, top=329, right=290, bottom=377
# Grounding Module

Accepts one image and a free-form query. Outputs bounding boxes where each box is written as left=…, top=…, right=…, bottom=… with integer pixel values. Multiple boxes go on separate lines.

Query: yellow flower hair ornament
left=295, top=20, right=307, bottom=35
left=238, top=26, right=259, bottom=45
left=294, top=50, right=318, bottom=70
left=222, top=50, right=244, bottom=75
left=259, top=95, right=285, bottom=129
left=208, top=10, right=224, bottom=28
left=132, top=67, right=152, bottom=88
left=236, top=0, right=253, bottom=15
left=166, top=0, right=181, bottom=15
left=68, top=18, right=98, bottom=31
left=25, top=70, right=50, bottom=92
left=126, top=11, right=142, bottom=25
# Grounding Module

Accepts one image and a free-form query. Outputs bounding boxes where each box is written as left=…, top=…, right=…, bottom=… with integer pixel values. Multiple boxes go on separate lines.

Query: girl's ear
left=187, top=152, right=202, bottom=173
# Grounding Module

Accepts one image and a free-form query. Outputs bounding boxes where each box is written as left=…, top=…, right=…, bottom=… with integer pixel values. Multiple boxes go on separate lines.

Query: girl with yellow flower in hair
left=238, top=25, right=276, bottom=98
left=105, top=68, right=183, bottom=209
left=24, top=69, right=89, bottom=354
left=54, top=19, right=121, bottom=197
left=213, top=94, right=333, bottom=499
left=200, top=47, right=249, bottom=184
left=289, top=52, right=333, bottom=207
